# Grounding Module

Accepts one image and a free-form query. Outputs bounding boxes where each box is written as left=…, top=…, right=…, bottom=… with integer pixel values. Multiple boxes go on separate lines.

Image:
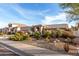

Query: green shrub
left=51, top=29, right=63, bottom=38
left=56, top=29, right=63, bottom=38
left=34, top=31, right=41, bottom=40
left=23, top=34, right=30, bottom=40
left=9, top=32, right=30, bottom=41
left=52, top=30, right=57, bottom=38
left=9, top=35, right=16, bottom=41
left=43, top=30, right=52, bottom=42
left=43, top=30, right=52, bottom=39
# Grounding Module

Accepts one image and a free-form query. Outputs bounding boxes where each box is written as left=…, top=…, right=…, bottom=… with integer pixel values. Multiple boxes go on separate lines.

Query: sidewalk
left=0, top=39, right=71, bottom=56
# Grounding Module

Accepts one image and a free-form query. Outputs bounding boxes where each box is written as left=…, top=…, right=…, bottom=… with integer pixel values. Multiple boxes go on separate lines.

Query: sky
left=0, top=3, right=76, bottom=28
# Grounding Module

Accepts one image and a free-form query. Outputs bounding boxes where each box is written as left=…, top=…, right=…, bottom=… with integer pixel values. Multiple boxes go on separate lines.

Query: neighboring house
left=0, top=28, right=2, bottom=32
left=44, top=24, right=69, bottom=30
left=2, top=27, right=9, bottom=34
left=8, top=23, right=31, bottom=34
left=32, top=24, right=69, bottom=35
left=1, top=23, right=69, bottom=34
left=32, top=24, right=44, bottom=34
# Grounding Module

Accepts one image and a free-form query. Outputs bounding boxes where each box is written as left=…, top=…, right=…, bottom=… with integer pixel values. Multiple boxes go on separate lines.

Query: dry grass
left=53, top=40, right=65, bottom=50
left=53, top=40, right=78, bottom=54
left=18, top=38, right=78, bottom=55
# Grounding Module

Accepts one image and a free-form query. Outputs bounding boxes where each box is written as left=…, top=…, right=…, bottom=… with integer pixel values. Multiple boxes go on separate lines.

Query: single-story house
left=44, top=24, right=69, bottom=30
left=8, top=23, right=31, bottom=34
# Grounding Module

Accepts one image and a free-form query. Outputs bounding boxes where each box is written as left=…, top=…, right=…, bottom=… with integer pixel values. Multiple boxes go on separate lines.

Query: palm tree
left=59, top=3, right=79, bottom=22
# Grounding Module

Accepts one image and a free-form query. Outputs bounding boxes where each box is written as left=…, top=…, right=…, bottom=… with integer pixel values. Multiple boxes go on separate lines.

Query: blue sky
left=0, top=3, right=76, bottom=28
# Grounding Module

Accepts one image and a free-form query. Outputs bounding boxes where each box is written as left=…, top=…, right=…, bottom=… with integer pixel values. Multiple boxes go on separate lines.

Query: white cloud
left=10, top=4, right=44, bottom=20
left=42, top=13, right=68, bottom=25
left=10, top=4, right=30, bottom=20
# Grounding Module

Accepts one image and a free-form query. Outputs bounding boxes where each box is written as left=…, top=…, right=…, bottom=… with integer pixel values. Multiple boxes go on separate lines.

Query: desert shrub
left=43, top=30, right=52, bottom=39
left=43, top=30, right=52, bottom=42
left=64, top=43, right=69, bottom=52
left=56, top=29, right=63, bottom=38
left=15, top=32, right=23, bottom=41
left=9, top=32, right=30, bottom=41
left=52, top=30, right=57, bottom=38
left=33, top=31, right=41, bottom=40
left=0, top=32, right=4, bottom=35
left=23, top=34, right=30, bottom=40
left=61, top=30, right=75, bottom=44
left=51, top=29, right=63, bottom=38
left=51, top=29, right=75, bottom=44
left=9, top=35, right=16, bottom=41
left=62, top=31, right=75, bottom=39
left=51, top=29, right=75, bottom=39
